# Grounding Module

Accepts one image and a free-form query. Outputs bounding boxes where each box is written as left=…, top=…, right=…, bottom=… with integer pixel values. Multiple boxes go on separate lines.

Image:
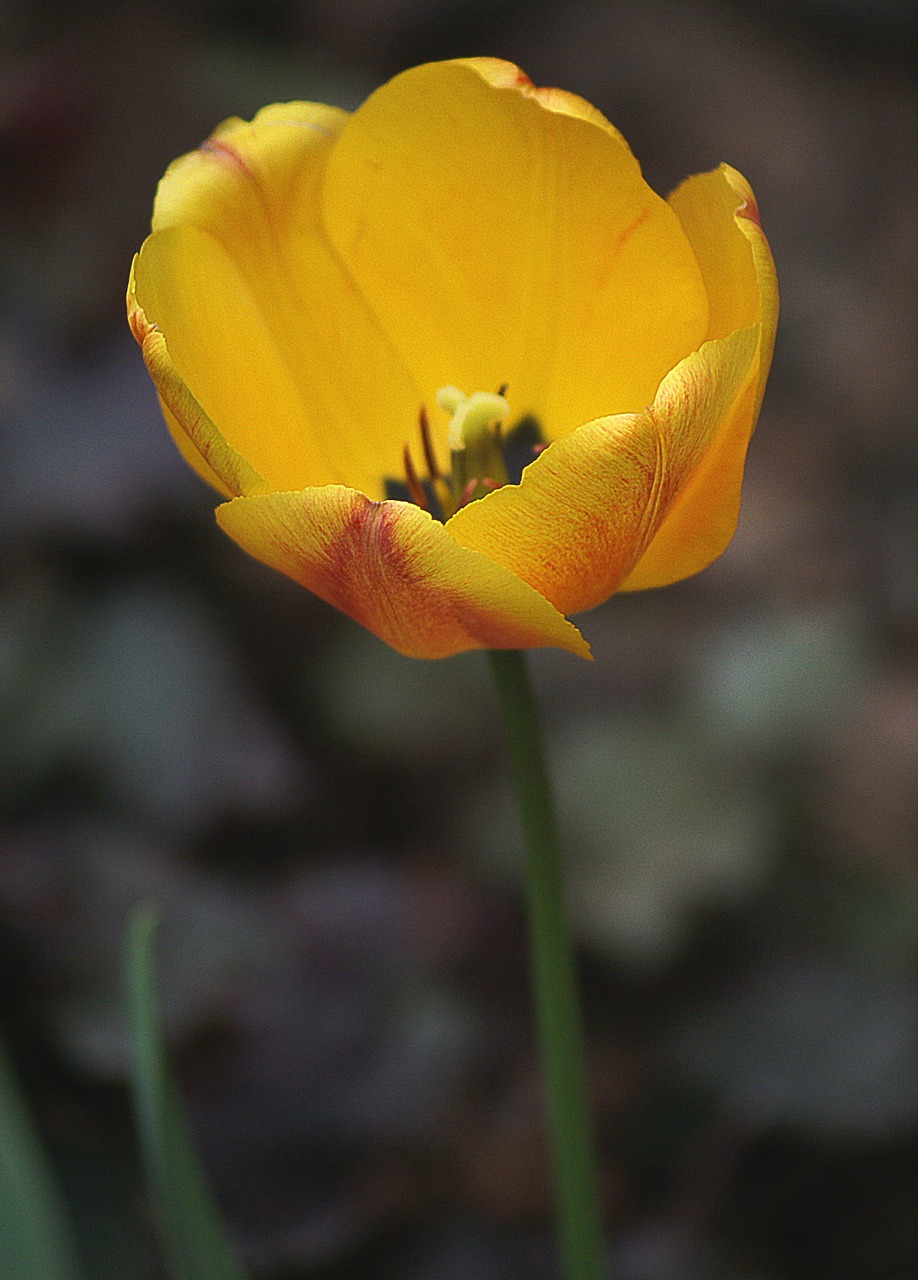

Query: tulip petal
left=134, top=103, right=422, bottom=497
left=215, top=487, right=590, bottom=660
left=622, top=167, right=778, bottom=590
left=447, top=325, right=759, bottom=614
left=152, top=102, right=348, bottom=239
left=460, top=57, right=633, bottom=139
left=127, top=263, right=266, bottom=499
left=669, top=162, right=778, bottom=411
left=321, top=58, right=709, bottom=441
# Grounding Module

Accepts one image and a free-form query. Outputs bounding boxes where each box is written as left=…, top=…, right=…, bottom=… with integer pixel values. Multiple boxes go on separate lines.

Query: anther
left=457, top=476, right=500, bottom=510
left=418, top=405, right=441, bottom=481
left=402, top=443, right=430, bottom=512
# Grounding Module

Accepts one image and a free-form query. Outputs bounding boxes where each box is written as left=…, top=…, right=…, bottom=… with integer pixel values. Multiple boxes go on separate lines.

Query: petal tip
left=570, top=630, right=593, bottom=661
left=736, top=193, right=762, bottom=228
left=198, top=135, right=252, bottom=178
left=126, top=269, right=155, bottom=348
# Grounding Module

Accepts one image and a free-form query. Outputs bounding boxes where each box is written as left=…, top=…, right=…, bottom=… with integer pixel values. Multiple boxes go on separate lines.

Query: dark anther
left=418, top=405, right=441, bottom=481
left=456, top=476, right=500, bottom=511
left=402, top=443, right=430, bottom=512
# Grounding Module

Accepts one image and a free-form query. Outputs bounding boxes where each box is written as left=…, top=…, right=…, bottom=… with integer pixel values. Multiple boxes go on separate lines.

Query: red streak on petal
left=311, top=499, right=406, bottom=627
left=322, top=502, right=458, bottom=638
left=200, top=137, right=252, bottom=179
left=265, top=492, right=575, bottom=657
left=127, top=288, right=157, bottom=347
left=127, top=304, right=147, bottom=346
left=595, top=204, right=652, bottom=292
left=618, top=203, right=652, bottom=249
left=737, top=195, right=761, bottom=227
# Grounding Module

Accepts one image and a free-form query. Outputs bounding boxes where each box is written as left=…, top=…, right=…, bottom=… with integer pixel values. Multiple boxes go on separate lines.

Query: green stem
left=487, top=649, right=606, bottom=1280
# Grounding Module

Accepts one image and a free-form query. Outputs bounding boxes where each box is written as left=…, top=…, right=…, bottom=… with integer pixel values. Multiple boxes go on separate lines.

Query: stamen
left=418, top=405, right=453, bottom=515
left=435, top=384, right=511, bottom=510
left=456, top=476, right=501, bottom=510
left=402, top=443, right=430, bottom=512
left=436, top=385, right=466, bottom=416
left=444, top=391, right=510, bottom=453
left=418, top=405, right=440, bottom=480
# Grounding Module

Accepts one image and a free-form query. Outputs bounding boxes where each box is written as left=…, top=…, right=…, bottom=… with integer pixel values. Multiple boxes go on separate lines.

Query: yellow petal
left=215, top=487, right=590, bottom=660
left=321, top=58, right=709, bottom=441
left=447, top=325, right=759, bottom=614
left=134, top=103, right=420, bottom=496
left=669, top=163, right=778, bottom=410
left=152, top=101, right=348, bottom=238
left=127, top=261, right=266, bottom=499
left=622, top=167, right=778, bottom=589
left=457, top=57, right=632, bottom=137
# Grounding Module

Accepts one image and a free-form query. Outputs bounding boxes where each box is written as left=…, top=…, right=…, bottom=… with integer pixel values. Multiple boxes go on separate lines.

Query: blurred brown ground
left=1, top=2, right=915, bottom=1277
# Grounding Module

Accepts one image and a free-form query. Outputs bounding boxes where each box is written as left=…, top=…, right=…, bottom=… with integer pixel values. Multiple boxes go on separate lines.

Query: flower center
left=438, top=385, right=510, bottom=510
left=401, top=385, right=513, bottom=520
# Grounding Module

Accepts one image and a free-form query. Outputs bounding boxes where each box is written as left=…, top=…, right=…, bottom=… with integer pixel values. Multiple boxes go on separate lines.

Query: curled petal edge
left=721, top=163, right=779, bottom=420
left=215, top=486, right=591, bottom=661
left=454, top=57, right=633, bottom=147
left=127, top=258, right=267, bottom=500
left=623, top=166, right=778, bottom=591
left=447, top=324, right=759, bottom=614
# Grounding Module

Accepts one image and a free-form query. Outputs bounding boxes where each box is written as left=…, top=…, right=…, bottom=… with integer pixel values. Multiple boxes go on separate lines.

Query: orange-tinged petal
left=447, top=325, right=759, bottom=614
left=623, top=167, right=778, bottom=590
left=134, top=103, right=421, bottom=496
left=159, top=397, right=236, bottom=499
left=725, top=165, right=779, bottom=422
left=215, top=487, right=590, bottom=660
left=321, top=59, right=709, bottom=442
left=134, top=228, right=330, bottom=492
left=669, top=163, right=778, bottom=411
left=127, top=260, right=266, bottom=499
left=459, top=57, right=632, bottom=139
left=128, top=62, right=778, bottom=660
left=152, top=102, right=349, bottom=239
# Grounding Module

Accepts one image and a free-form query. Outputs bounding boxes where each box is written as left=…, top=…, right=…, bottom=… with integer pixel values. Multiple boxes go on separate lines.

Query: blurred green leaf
left=0, top=1035, right=84, bottom=1280
left=124, top=905, right=247, bottom=1280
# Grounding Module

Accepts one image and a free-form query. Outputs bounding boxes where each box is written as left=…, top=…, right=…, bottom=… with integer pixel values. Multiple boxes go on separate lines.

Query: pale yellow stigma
left=434, top=385, right=511, bottom=509
left=436, top=386, right=510, bottom=452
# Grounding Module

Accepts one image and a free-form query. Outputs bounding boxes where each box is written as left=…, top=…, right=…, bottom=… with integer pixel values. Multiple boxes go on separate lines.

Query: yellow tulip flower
left=128, top=58, right=777, bottom=659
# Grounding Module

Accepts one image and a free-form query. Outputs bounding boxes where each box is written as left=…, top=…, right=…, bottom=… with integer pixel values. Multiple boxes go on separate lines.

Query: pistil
left=400, top=386, right=513, bottom=520
left=436, top=386, right=510, bottom=510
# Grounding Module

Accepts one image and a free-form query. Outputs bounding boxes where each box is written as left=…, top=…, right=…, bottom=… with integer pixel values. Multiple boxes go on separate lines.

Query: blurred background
left=1, top=1, right=916, bottom=1277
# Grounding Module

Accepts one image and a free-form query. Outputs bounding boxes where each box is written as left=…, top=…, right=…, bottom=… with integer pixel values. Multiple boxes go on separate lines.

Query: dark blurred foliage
left=1, top=1, right=916, bottom=1277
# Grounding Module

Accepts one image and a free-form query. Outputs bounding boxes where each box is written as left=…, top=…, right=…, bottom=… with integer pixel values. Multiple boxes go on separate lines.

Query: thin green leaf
left=0, top=1034, right=84, bottom=1280
left=124, top=904, right=247, bottom=1280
